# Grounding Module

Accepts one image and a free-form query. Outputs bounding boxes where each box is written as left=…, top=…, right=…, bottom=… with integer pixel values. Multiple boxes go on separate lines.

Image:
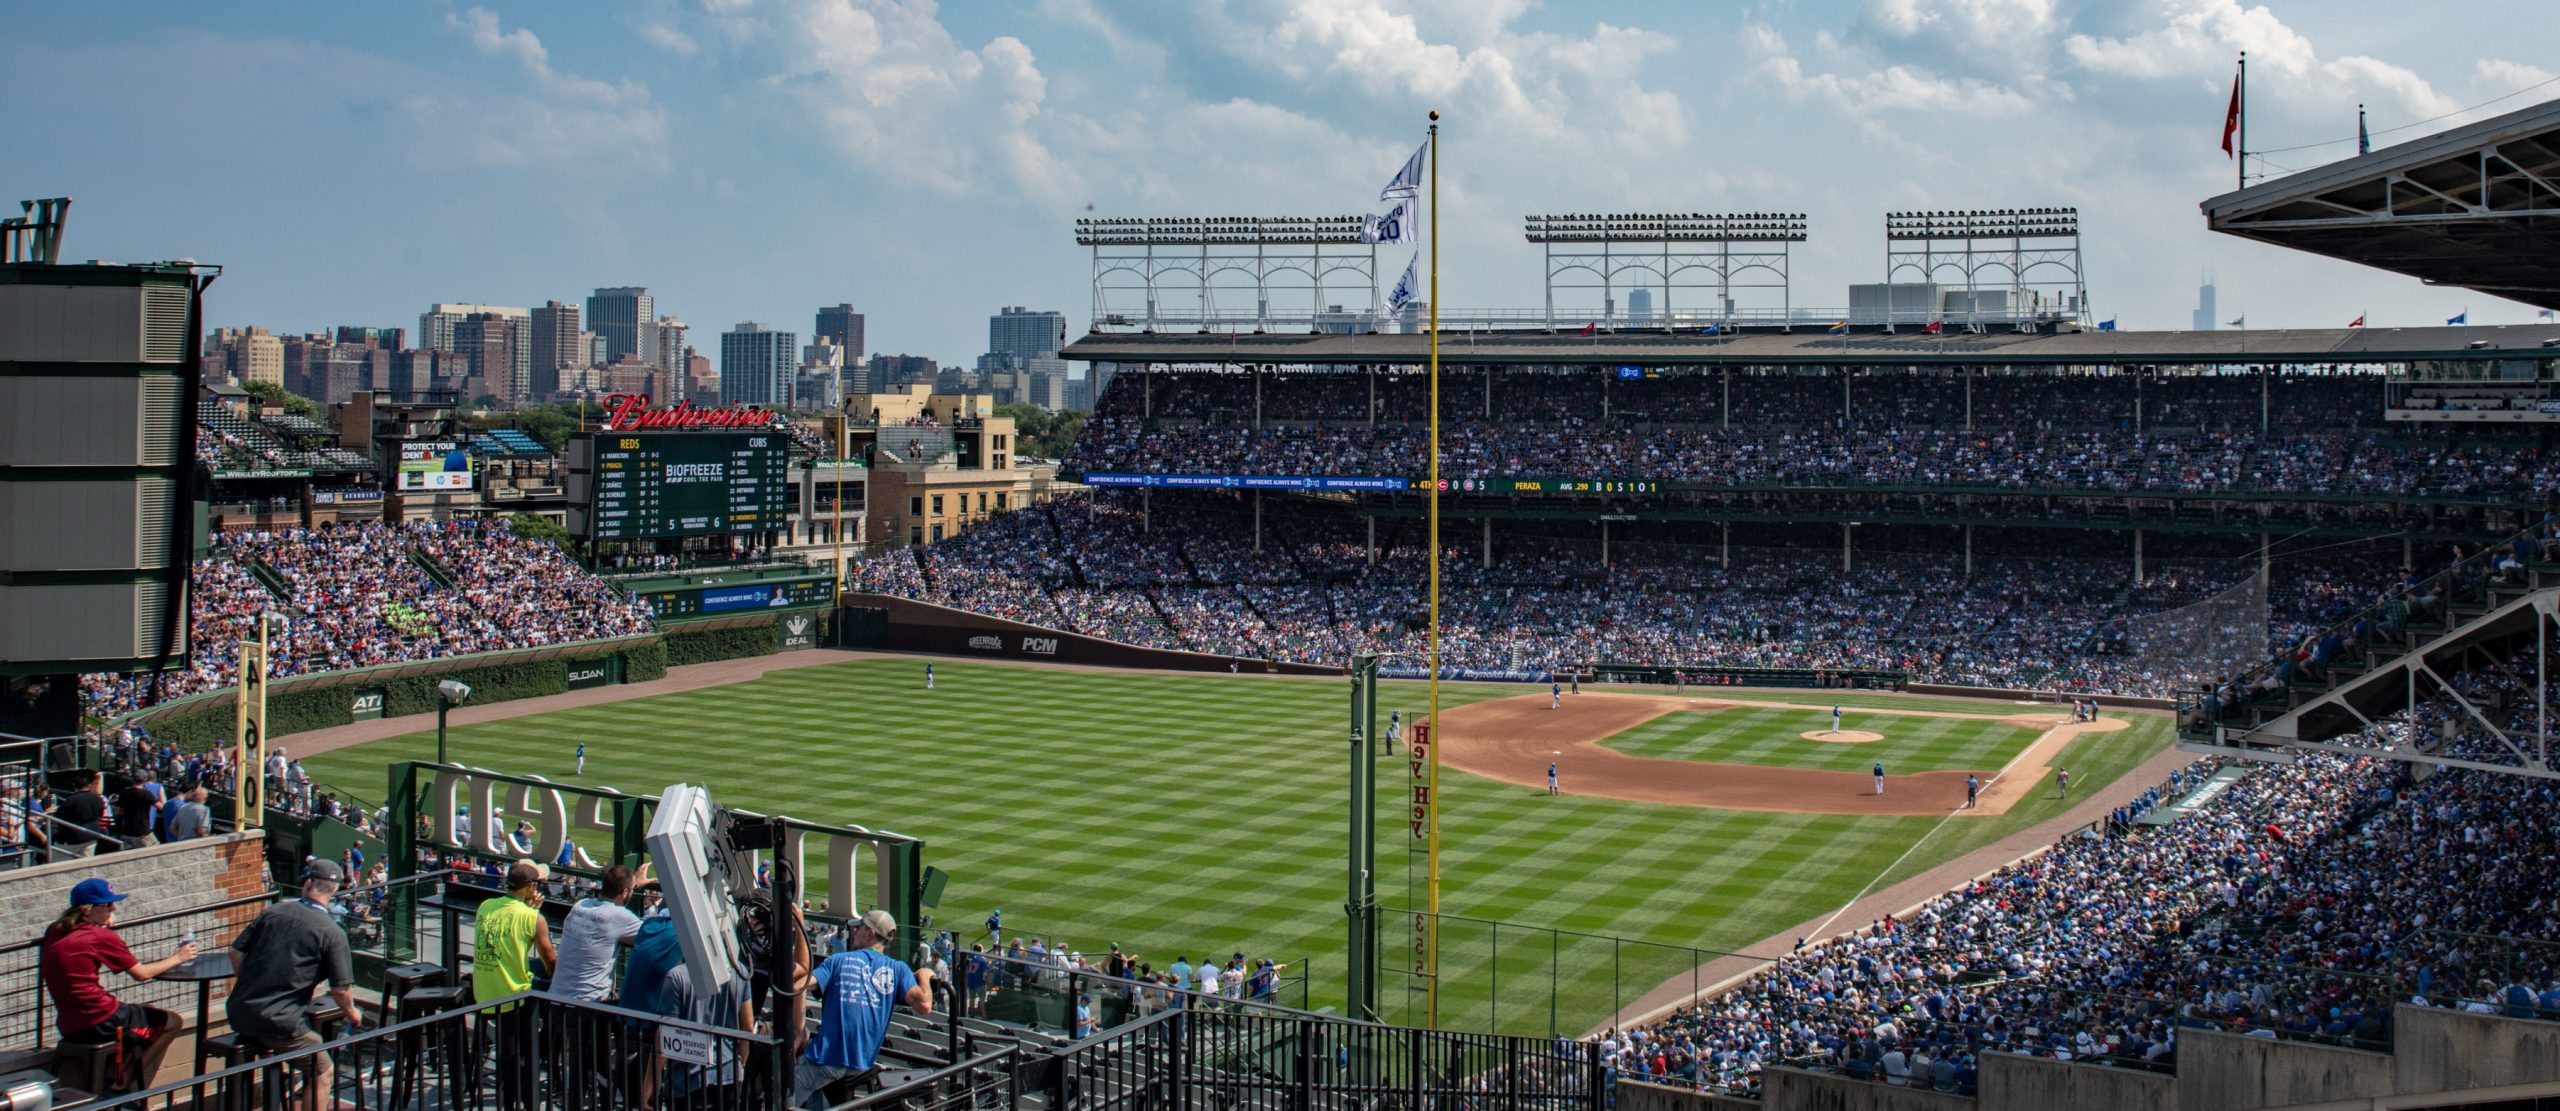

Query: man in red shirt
left=40, top=878, right=198, bottom=1092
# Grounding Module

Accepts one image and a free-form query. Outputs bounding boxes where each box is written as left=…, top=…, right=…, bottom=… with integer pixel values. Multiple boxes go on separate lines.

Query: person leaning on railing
left=227, top=858, right=362, bottom=1111
left=39, top=878, right=198, bottom=1093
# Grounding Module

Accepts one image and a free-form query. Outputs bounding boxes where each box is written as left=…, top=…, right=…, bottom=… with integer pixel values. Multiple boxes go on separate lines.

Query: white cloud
left=638, top=22, right=699, bottom=56
left=439, top=7, right=667, bottom=168
left=765, top=0, right=1070, bottom=197
left=2062, top=0, right=2316, bottom=80
left=1746, top=22, right=2036, bottom=118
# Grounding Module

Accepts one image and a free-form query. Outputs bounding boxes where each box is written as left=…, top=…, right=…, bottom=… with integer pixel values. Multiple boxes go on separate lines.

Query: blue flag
left=1385, top=252, right=1420, bottom=318
left=2098, top=319, right=2117, bottom=332
left=2447, top=311, right=2467, bottom=325
left=1380, top=142, right=1425, bottom=202
left=1699, top=323, right=1722, bottom=336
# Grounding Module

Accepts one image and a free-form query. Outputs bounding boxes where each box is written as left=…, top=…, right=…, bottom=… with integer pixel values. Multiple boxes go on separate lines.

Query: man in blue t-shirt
left=790, top=909, right=932, bottom=1108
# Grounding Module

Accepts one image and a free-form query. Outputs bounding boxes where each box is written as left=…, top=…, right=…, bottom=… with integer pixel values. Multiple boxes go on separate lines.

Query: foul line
left=1791, top=719, right=2067, bottom=944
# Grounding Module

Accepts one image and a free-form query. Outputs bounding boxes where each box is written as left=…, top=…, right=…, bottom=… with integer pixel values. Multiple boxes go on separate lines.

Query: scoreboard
left=569, top=432, right=791, bottom=540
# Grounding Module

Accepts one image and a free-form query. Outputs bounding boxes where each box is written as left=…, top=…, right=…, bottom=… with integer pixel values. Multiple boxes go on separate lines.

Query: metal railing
left=83, top=991, right=779, bottom=1111
left=0, top=891, right=273, bottom=1052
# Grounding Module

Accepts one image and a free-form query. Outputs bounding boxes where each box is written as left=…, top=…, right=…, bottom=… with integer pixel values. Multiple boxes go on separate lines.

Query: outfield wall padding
left=1903, top=683, right=2173, bottom=711
left=844, top=593, right=1342, bottom=676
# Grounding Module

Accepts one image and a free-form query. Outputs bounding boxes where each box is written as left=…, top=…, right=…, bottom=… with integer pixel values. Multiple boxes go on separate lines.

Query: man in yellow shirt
left=474, top=860, right=555, bottom=1111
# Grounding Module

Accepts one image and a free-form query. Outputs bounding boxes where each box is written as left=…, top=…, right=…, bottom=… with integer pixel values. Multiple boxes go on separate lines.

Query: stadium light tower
left=1076, top=215, right=1375, bottom=334
left=1882, top=207, right=2087, bottom=329
left=1523, top=212, right=1808, bottom=331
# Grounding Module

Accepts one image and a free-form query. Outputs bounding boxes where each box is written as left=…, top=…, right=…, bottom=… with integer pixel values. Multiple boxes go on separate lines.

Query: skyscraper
left=652, top=316, right=689, bottom=399
left=815, top=304, right=865, bottom=362
left=719, top=322, right=797, bottom=407
left=530, top=300, right=582, bottom=399
left=419, top=303, right=530, bottom=397
left=587, top=286, right=655, bottom=367
left=987, top=306, right=1066, bottom=365
left=2192, top=275, right=2217, bottom=332
left=1627, top=288, right=1653, bottom=324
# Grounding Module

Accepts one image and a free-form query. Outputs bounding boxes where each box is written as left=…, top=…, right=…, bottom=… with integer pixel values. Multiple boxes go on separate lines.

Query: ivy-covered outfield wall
left=115, top=611, right=823, bottom=748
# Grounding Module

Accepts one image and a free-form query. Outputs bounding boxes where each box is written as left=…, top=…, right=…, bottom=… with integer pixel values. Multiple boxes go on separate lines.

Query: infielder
left=1550, top=681, right=1561, bottom=710
left=1547, top=762, right=1558, bottom=796
left=1872, top=760, right=1885, bottom=796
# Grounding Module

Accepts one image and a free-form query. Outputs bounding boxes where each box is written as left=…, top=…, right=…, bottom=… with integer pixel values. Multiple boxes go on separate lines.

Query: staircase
left=2181, top=523, right=2560, bottom=773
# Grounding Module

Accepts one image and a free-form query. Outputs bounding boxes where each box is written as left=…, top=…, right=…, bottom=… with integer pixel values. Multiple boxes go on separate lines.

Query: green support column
left=1346, top=654, right=1381, bottom=1022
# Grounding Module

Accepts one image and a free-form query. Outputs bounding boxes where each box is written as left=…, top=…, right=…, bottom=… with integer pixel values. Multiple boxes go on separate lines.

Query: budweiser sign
left=600, top=395, right=784, bottom=432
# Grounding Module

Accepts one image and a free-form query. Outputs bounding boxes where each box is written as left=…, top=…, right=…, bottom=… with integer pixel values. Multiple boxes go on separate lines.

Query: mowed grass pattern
left=298, top=659, right=2173, bottom=1036
left=1602, top=708, right=2040, bottom=773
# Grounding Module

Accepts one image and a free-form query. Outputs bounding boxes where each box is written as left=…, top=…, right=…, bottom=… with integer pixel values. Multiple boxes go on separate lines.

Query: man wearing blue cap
left=41, top=878, right=197, bottom=1092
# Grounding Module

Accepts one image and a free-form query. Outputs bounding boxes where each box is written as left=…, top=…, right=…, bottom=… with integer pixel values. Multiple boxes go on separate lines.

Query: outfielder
left=925, top=663, right=935, bottom=691
left=1384, top=710, right=1402, bottom=754
left=575, top=741, right=586, bottom=776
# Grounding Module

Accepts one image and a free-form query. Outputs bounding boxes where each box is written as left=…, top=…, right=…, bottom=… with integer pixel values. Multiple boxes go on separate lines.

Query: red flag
left=2221, top=77, right=2241, bottom=157
left=1578, top=321, right=1597, bottom=337
left=2348, top=314, right=2365, bottom=328
left=1922, top=320, right=1944, bottom=335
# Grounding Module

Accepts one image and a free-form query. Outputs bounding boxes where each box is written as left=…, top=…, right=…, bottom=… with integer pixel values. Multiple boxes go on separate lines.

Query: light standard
left=435, top=680, right=471, bottom=765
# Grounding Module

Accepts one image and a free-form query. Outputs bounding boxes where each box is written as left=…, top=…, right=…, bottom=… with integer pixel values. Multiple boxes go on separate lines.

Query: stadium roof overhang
left=1061, top=323, right=2560, bottom=369
left=2202, top=97, right=2560, bottom=311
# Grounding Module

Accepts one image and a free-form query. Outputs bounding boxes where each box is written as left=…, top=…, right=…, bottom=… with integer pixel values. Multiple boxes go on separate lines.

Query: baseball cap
left=860, top=908, right=898, bottom=938
left=69, top=878, right=128, bottom=906
left=302, top=858, right=345, bottom=884
left=507, top=860, right=549, bottom=888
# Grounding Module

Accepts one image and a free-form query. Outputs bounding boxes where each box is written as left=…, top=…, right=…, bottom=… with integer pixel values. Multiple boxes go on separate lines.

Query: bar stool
left=389, top=985, right=469, bottom=1111
left=383, top=961, right=447, bottom=1019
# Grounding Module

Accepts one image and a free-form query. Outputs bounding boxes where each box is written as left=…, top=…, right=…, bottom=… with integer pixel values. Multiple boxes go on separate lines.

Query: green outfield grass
left=1600, top=707, right=2041, bottom=773
left=298, top=658, right=2172, bottom=1037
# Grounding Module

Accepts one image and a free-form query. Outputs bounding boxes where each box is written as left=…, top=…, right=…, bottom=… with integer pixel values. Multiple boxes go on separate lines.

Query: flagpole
left=2236, top=52, right=2247, bottom=190
left=1422, top=107, right=1443, bottom=1031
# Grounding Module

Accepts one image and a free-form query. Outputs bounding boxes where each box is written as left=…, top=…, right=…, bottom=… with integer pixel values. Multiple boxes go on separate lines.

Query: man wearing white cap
left=789, top=908, right=933, bottom=1107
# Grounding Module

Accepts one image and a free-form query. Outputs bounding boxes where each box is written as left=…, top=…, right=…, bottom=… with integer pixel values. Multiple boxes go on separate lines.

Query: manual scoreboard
left=569, top=432, right=791, bottom=540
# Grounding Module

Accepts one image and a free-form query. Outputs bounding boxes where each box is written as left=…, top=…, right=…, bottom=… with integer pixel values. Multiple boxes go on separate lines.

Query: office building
left=529, top=301, right=583, bottom=399
left=652, top=316, right=689, bottom=397
left=685, top=349, right=715, bottom=402
left=206, top=326, right=285, bottom=387
left=815, top=304, right=865, bottom=362
left=1627, top=288, right=1652, bottom=324
left=719, top=322, right=796, bottom=407
left=988, top=306, right=1066, bottom=364
left=419, top=303, right=530, bottom=398
left=586, top=286, right=655, bottom=366
left=2193, top=276, right=2218, bottom=331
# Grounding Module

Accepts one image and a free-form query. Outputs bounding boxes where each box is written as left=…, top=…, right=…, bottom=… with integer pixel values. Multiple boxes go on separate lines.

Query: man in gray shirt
left=228, top=859, right=360, bottom=1111
left=163, top=781, right=212, bottom=843
left=549, top=864, right=643, bottom=1002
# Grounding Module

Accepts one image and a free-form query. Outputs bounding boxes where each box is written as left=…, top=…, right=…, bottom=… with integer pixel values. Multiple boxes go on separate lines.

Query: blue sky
left=11, top=1, right=2556, bottom=369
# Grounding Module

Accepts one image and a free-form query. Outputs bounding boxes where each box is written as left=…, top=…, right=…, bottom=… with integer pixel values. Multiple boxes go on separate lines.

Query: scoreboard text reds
left=583, top=432, right=789, bottom=539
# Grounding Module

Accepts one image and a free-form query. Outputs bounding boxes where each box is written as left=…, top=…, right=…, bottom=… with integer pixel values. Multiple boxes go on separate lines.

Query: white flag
left=1385, top=252, right=1420, bottom=317
left=1379, top=141, right=1425, bottom=202
left=1360, top=200, right=1410, bottom=244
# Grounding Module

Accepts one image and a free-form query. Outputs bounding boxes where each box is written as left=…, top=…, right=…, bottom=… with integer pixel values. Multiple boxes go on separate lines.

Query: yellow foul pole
left=1423, top=110, right=1443, bottom=1029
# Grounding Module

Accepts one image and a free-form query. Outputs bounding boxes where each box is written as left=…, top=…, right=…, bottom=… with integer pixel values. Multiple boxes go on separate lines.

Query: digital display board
left=396, top=441, right=478, bottom=492
left=1079, top=472, right=1664, bottom=495
left=636, top=576, right=836, bottom=619
left=576, top=432, right=790, bottom=540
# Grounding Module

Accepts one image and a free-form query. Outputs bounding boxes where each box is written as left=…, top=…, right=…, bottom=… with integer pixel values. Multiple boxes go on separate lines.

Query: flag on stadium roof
left=1825, top=321, right=1849, bottom=335
left=1921, top=320, right=1943, bottom=335
left=1380, top=141, right=1425, bottom=202
left=1578, top=321, right=1597, bottom=336
left=1699, top=323, right=1722, bottom=335
left=2447, top=310, right=2468, bottom=325
left=2349, top=314, right=2365, bottom=327
left=2221, top=75, right=2241, bottom=157
left=2228, top=316, right=2246, bottom=328
left=2358, top=104, right=2370, bottom=156
left=2098, top=319, right=2117, bottom=331
left=1360, top=200, right=1409, bottom=245
left=1385, top=253, right=1419, bottom=317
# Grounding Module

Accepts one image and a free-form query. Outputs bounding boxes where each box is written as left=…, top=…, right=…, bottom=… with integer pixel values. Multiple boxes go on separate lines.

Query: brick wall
left=0, top=832, right=271, bottom=1051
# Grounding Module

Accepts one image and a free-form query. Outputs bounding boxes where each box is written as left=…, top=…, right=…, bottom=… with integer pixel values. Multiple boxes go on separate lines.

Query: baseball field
left=296, top=656, right=2171, bottom=1035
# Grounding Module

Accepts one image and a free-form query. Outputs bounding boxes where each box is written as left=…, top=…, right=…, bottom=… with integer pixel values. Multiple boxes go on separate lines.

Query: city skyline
left=12, top=2, right=2558, bottom=363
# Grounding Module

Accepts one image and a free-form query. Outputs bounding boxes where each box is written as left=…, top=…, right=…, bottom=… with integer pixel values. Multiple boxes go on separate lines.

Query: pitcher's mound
left=1801, top=729, right=1885, bottom=744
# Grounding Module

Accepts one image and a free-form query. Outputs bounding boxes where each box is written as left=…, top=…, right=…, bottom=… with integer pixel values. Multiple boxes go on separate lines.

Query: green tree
left=239, top=379, right=326, bottom=420
left=498, top=403, right=585, bottom=454
left=505, top=513, right=571, bottom=547
left=994, top=403, right=1088, bottom=460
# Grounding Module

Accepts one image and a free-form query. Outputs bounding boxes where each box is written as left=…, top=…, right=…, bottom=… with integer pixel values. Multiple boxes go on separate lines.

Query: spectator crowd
left=81, top=520, right=655, bottom=719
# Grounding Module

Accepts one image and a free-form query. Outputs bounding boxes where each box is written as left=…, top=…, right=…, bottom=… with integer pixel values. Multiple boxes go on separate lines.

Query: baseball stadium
left=4, top=95, right=2560, bottom=1111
